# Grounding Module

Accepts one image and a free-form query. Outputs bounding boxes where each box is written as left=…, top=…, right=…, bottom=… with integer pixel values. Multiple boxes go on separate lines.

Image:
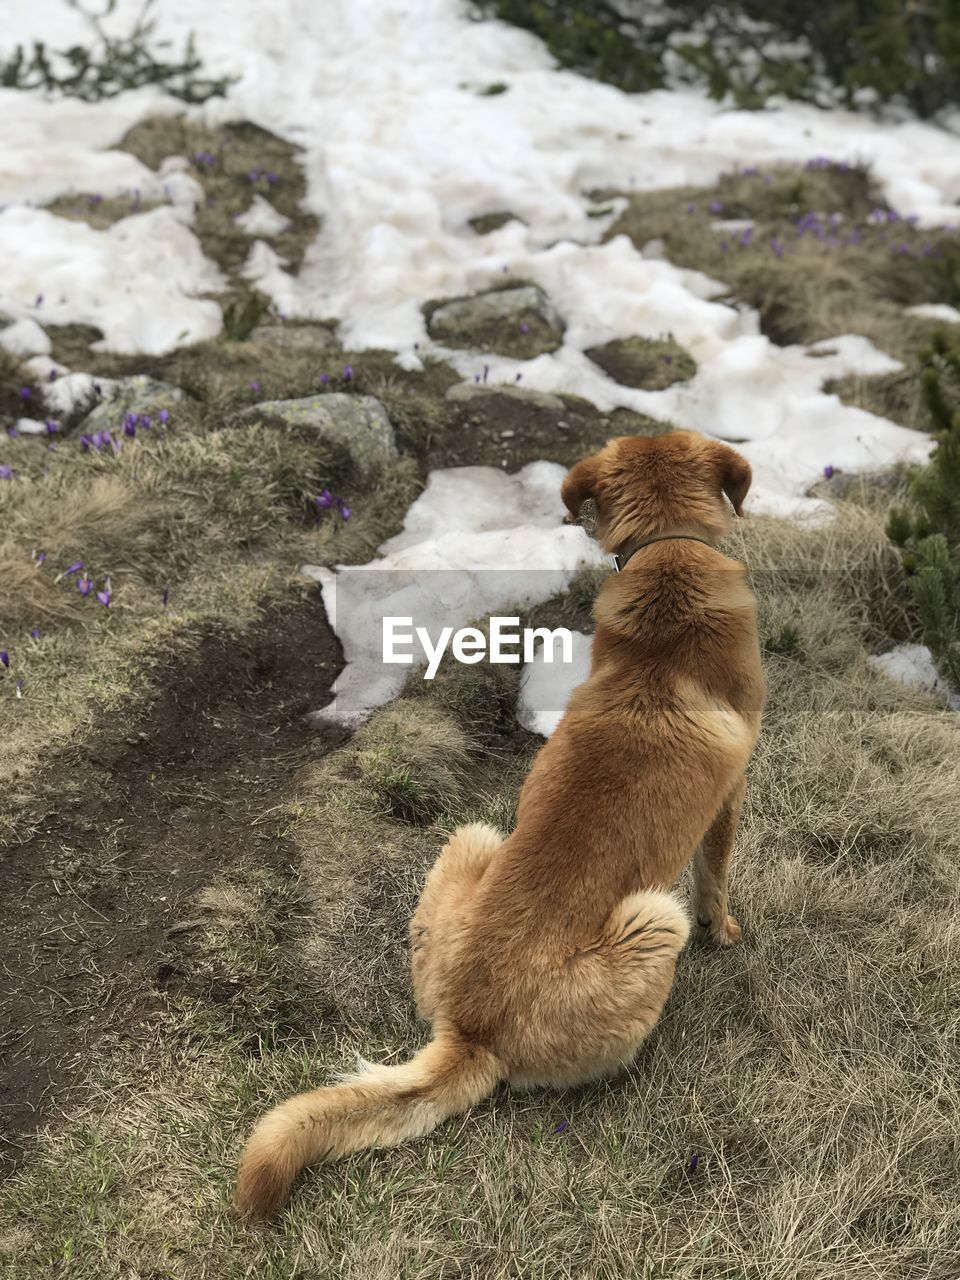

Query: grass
left=3, top=488, right=959, bottom=1279
left=0, top=335, right=419, bottom=841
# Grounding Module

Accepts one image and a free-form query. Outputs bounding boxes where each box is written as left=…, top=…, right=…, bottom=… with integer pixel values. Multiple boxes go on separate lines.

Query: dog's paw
left=696, top=913, right=742, bottom=946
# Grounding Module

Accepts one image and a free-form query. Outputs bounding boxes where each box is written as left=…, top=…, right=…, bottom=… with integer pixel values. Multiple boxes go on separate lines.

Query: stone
left=585, top=336, right=696, bottom=390
left=78, top=375, right=185, bottom=433
left=427, top=284, right=564, bottom=356
left=238, top=393, right=397, bottom=478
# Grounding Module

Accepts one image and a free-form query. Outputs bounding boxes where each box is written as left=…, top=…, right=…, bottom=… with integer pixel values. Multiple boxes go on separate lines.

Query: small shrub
left=0, top=0, right=235, bottom=103
left=475, top=0, right=960, bottom=117
left=888, top=330, right=960, bottom=691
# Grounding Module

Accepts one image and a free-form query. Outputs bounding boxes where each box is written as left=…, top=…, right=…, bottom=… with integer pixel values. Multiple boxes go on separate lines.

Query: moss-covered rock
left=237, top=393, right=397, bottom=480
left=585, top=336, right=696, bottom=390
left=77, top=375, right=186, bottom=435
left=426, top=284, right=564, bottom=357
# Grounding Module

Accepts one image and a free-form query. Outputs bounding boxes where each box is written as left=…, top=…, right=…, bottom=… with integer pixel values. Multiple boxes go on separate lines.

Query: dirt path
left=0, top=588, right=342, bottom=1172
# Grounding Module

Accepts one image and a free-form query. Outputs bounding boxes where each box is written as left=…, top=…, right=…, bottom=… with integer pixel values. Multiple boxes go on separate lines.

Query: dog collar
left=613, top=533, right=716, bottom=574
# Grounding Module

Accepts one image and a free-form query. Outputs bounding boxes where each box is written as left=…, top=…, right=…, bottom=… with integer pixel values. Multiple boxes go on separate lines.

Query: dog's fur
left=235, top=431, right=765, bottom=1217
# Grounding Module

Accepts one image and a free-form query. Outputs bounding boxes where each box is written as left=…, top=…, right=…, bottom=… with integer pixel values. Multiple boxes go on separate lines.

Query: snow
left=0, top=205, right=224, bottom=354
left=234, top=196, right=291, bottom=236
left=0, top=318, right=50, bottom=357
left=1, top=0, right=948, bottom=507
left=905, top=303, right=960, bottom=324
left=301, top=463, right=607, bottom=724
left=870, top=645, right=960, bottom=711
left=2, top=0, right=958, bottom=716
left=517, top=630, right=592, bottom=736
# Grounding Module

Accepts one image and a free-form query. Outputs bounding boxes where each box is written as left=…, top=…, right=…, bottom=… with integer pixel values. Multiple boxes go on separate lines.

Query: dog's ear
left=711, top=442, right=752, bottom=517
left=561, top=455, right=603, bottom=524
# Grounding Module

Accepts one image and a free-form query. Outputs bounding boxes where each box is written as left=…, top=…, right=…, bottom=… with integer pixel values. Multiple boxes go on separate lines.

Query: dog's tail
left=234, top=1026, right=503, bottom=1218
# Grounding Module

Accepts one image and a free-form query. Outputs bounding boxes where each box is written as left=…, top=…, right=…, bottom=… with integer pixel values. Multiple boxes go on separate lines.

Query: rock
left=427, top=284, right=564, bottom=357
left=469, top=211, right=523, bottom=235
left=238, top=393, right=397, bottom=478
left=809, top=466, right=903, bottom=500
left=445, top=382, right=565, bottom=412
left=78, top=375, right=186, bottom=433
left=0, top=319, right=52, bottom=358
left=585, top=336, right=696, bottom=390
left=253, top=323, right=337, bottom=350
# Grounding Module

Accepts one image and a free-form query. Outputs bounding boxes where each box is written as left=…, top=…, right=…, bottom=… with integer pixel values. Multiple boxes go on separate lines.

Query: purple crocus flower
left=319, top=373, right=330, bottom=385
left=771, top=237, right=784, bottom=258
left=823, top=465, right=835, bottom=479
left=474, top=373, right=481, bottom=383
left=0, top=464, right=14, bottom=480
left=158, top=408, right=169, bottom=424
left=80, top=433, right=93, bottom=451
left=18, top=387, right=31, bottom=400
left=45, top=419, right=59, bottom=435
left=90, top=193, right=102, bottom=205
left=96, top=586, right=111, bottom=607
left=519, top=322, right=530, bottom=334
left=48, top=368, right=58, bottom=382
left=740, top=226, right=753, bottom=247
left=337, top=498, right=353, bottom=521
left=663, top=355, right=673, bottom=365
left=139, top=414, right=152, bottom=429
left=35, top=293, right=43, bottom=307
left=0, top=651, right=8, bottom=669
left=483, top=364, right=489, bottom=384
left=77, top=575, right=93, bottom=597
left=342, top=365, right=354, bottom=382
left=36, top=551, right=46, bottom=565
left=248, top=380, right=261, bottom=392
left=64, top=560, right=84, bottom=575
left=15, top=677, right=24, bottom=695
left=6, top=425, right=17, bottom=439
left=708, top=200, right=723, bottom=214
left=315, top=489, right=335, bottom=509
left=265, top=171, right=279, bottom=185
left=123, top=418, right=137, bottom=438
left=554, top=1120, right=569, bottom=1135
left=30, top=628, right=41, bottom=640
left=687, top=1153, right=700, bottom=1174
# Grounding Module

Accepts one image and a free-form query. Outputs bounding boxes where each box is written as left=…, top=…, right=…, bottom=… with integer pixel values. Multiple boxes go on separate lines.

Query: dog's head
left=561, top=431, right=752, bottom=553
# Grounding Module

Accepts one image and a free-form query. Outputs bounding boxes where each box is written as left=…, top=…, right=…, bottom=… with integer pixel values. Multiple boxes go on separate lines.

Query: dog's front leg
left=693, top=775, right=746, bottom=946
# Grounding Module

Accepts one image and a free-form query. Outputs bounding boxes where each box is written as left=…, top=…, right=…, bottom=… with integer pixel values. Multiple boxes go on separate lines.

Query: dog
left=235, top=430, right=765, bottom=1217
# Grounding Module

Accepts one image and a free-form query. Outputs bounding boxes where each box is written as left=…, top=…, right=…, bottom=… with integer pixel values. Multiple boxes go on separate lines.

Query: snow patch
left=0, top=317, right=50, bottom=357
left=905, top=303, right=960, bottom=324
left=517, top=630, right=593, bottom=737
left=869, top=644, right=960, bottom=710
left=303, top=463, right=607, bottom=723
left=234, top=196, right=292, bottom=236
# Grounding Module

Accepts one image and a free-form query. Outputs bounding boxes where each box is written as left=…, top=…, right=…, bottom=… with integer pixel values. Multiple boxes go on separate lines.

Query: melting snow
left=2, top=0, right=958, bottom=719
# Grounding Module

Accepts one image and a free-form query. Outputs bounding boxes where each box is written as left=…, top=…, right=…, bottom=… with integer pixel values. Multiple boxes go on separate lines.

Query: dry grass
left=0, top=338, right=419, bottom=840
left=3, top=492, right=959, bottom=1279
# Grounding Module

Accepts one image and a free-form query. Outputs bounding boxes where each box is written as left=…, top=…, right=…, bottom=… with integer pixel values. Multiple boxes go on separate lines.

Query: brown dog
left=235, top=430, right=765, bottom=1216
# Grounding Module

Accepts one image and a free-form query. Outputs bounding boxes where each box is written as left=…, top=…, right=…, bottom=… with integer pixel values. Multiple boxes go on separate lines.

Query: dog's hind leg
left=693, top=775, right=746, bottom=946
left=410, top=823, right=503, bottom=1020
